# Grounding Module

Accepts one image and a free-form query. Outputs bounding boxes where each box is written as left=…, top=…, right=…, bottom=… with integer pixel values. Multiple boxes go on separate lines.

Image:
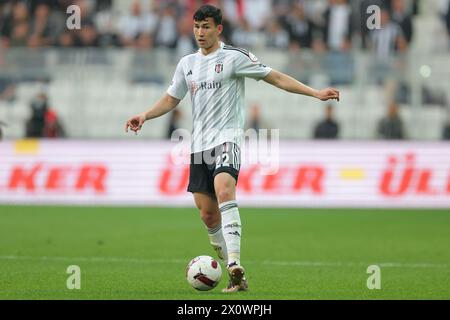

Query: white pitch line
left=0, top=255, right=448, bottom=269
left=260, top=261, right=450, bottom=269
left=0, top=255, right=187, bottom=264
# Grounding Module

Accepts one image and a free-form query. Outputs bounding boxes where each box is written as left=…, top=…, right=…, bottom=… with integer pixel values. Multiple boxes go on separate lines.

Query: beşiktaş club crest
left=215, top=62, right=223, bottom=73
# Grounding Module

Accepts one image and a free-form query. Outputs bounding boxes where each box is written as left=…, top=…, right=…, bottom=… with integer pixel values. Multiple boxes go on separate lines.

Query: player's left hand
left=315, top=88, right=340, bottom=102
left=125, top=113, right=146, bottom=135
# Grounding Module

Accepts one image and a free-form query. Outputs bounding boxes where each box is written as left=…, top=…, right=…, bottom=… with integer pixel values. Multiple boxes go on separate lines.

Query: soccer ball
left=186, top=255, right=222, bottom=291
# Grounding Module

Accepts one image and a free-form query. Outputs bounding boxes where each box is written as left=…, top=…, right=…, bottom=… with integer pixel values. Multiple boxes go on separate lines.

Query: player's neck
left=200, top=40, right=221, bottom=56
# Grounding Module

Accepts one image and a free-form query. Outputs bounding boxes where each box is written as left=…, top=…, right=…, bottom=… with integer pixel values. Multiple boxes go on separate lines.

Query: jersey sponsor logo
left=189, top=80, right=222, bottom=95
left=189, top=81, right=198, bottom=95
left=215, top=62, right=223, bottom=73
left=199, top=81, right=222, bottom=90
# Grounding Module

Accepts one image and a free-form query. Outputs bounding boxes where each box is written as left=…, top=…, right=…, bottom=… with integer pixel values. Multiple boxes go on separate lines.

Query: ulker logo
left=0, top=163, right=108, bottom=193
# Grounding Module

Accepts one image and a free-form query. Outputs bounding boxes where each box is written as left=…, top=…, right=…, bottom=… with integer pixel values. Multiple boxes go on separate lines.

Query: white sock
left=207, top=224, right=228, bottom=265
left=219, top=200, right=241, bottom=267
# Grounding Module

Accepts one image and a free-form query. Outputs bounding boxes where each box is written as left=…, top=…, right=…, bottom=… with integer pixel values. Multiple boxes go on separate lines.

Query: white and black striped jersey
left=167, top=41, right=272, bottom=153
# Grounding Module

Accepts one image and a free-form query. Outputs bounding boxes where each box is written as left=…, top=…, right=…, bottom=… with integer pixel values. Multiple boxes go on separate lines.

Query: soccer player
left=125, top=5, right=339, bottom=293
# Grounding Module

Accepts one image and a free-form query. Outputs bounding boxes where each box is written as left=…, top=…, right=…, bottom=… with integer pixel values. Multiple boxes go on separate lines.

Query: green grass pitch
left=0, top=206, right=449, bottom=300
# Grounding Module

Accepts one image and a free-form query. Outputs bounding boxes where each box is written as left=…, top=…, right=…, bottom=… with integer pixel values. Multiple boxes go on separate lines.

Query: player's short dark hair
left=193, top=5, right=222, bottom=26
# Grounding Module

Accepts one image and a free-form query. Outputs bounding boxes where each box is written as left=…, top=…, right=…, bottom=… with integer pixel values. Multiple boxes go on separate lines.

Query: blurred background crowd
left=0, top=0, right=435, bottom=55
left=0, top=0, right=449, bottom=141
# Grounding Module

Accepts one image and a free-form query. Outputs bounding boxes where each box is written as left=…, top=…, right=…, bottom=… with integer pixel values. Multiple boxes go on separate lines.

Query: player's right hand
left=315, top=88, right=340, bottom=102
left=125, top=114, right=146, bottom=134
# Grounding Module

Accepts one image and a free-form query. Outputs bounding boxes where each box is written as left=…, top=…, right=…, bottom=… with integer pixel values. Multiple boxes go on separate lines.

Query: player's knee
left=216, top=187, right=234, bottom=203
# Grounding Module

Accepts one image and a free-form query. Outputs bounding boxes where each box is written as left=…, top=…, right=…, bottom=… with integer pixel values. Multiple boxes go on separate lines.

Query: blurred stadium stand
left=0, top=0, right=449, bottom=140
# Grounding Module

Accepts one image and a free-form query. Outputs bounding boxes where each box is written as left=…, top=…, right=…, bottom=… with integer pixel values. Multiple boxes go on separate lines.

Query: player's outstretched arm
left=125, top=94, right=181, bottom=134
left=263, top=69, right=340, bottom=102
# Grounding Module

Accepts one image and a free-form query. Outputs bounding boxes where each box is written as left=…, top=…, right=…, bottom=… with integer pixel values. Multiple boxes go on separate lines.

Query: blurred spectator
left=28, top=4, right=53, bottom=47
left=319, top=0, right=353, bottom=52
left=265, top=18, right=289, bottom=49
left=272, top=0, right=292, bottom=18
left=377, top=102, right=405, bottom=139
left=442, top=116, right=450, bottom=140
left=446, top=0, right=450, bottom=47
left=26, top=92, right=48, bottom=138
left=95, top=0, right=113, bottom=12
left=313, top=104, right=339, bottom=139
left=10, top=21, right=29, bottom=47
left=437, top=0, right=449, bottom=19
left=135, top=31, right=153, bottom=50
left=231, top=17, right=260, bottom=48
left=76, top=22, right=100, bottom=47
left=117, top=0, right=158, bottom=48
left=184, top=0, right=212, bottom=18
left=243, top=0, right=271, bottom=31
left=283, top=3, right=314, bottom=50
left=25, top=92, right=65, bottom=138
left=57, top=30, right=76, bottom=47
left=303, top=0, right=329, bottom=25
left=154, top=4, right=178, bottom=48
left=220, top=15, right=233, bottom=44
left=44, top=107, right=66, bottom=138
left=28, top=3, right=66, bottom=48
left=166, top=109, right=183, bottom=139
left=75, top=0, right=96, bottom=23
left=391, top=0, right=414, bottom=44
left=246, top=103, right=272, bottom=138
left=393, top=82, right=448, bottom=107
left=94, top=0, right=120, bottom=47
left=219, top=0, right=241, bottom=26
left=369, top=9, right=407, bottom=58
left=176, top=16, right=196, bottom=58
left=0, top=79, right=16, bottom=101
left=6, top=2, right=30, bottom=47
left=0, top=120, right=6, bottom=140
